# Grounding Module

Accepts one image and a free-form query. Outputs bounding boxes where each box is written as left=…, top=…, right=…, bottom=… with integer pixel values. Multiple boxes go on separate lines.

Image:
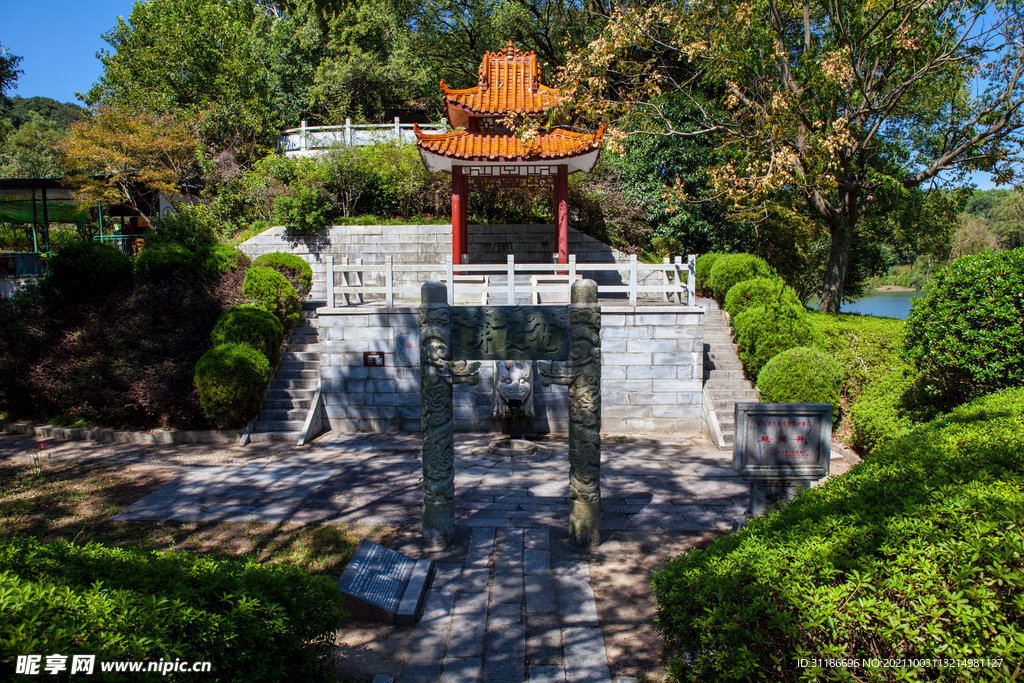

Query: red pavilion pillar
left=555, top=164, right=569, bottom=265
left=452, top=165, right=465, bottom=266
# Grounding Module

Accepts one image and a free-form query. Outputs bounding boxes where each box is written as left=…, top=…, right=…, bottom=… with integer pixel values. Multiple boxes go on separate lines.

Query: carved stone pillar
left=420, top=282, right=455, bottom=547
left=566, top=279, right=601, bottom=547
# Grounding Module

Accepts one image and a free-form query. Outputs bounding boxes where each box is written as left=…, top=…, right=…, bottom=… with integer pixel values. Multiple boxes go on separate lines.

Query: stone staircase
left=700, top=300, right=758, bottom=449
left=249, top=306, right=321, bottom=443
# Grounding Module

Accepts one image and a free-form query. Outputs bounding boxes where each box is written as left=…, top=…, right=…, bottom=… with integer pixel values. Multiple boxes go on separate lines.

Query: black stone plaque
left=363, top=351, right=385, bottom=367
left=336, top=540, right=433, bottom=625
left=450, top=306, right=568, bottom=361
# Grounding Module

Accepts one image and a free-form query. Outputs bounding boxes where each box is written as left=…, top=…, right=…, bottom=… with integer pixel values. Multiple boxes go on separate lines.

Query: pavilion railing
left=323, top=253, right=696, bottom=308
left=277, top=118, right=447, bottom=156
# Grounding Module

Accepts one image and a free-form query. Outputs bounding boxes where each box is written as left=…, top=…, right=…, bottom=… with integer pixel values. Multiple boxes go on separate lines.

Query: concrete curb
left=830, top=441, right=863, bottom=465
left=0, top=421, right=243, bottom=445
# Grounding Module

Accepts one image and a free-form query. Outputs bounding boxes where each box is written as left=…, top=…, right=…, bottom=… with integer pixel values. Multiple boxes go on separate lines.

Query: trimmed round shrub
left=0, top=536, right=345, bottom=682
left=211, top=305, right=284, bottom=366
left=194, top=343, right=271, bottom=428
left=709, top=253, right=773, bottom=303
left=903, top=247, right=1024, bottom=407
left=756, top=346, right=842, bottom=421
left=695, top=252, right=726, bottom=292
left=254, top=252, right=313, bottom=299
left=653, top=387, right=1024, bottom=682
left=733, top=302, right=819, bottom=377
left=190, top=244, right=251, bottom=281
left=135, top=243, right=192, bottom=283
left=724, top=276, right=801, bottom=319
left=44, top=241, right=133, bottom=300
left=243, top=265, right=301, bottom=329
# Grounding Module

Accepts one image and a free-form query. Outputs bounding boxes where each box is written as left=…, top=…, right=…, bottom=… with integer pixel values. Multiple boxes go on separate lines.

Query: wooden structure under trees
left=414, top=42, right=603, bottom=266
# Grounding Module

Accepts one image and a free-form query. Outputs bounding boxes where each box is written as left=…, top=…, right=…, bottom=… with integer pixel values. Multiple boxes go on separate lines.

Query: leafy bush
left=654, top=387, right=1024, bottom=683
left=723, top=276, right=801, bottom=319
left=756, top=347, right=842, bottom=421
left=848, top=368, right=935, bottom=455
left=709, top=253, right=773, bottom=303
left=806, top=311, right=908, bottom=404
left=193, top=343, right=271, bottom=428
left=695, top=252, right=725, bottom=292
left=254, top=252, right=313, bottom=299
left=0, top=537, right=344, bottom=682
left=904, top=247, right=1024, bottom=407
left=44, top=240, right=133, bottom=301
left=242, top=266, right=300, bottom=330
left=211, top=305, right=284, bottom=366
left=152, top=204, right=218, bottom=251
left=135, top=243, right=192, bottom=283
left=190, top=243, right=251, bottom=281
left=733, top=302, right=819, bottom=377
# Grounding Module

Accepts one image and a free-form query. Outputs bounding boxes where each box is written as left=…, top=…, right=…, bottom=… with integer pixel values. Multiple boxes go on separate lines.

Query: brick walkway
left=104, top=431, right=851, bottom=682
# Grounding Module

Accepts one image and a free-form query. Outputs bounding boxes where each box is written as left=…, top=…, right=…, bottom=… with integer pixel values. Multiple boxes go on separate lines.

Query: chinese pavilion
left=414, top=42, right=604, bottom=266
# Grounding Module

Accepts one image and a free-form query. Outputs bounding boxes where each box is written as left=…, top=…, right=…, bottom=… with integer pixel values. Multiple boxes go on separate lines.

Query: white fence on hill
left=277, top=118, right=446, bottom=157
left=323, top=254, right=696, bottom=308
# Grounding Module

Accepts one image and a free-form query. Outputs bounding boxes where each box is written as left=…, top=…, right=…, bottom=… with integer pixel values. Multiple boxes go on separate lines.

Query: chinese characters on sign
left=754, top=418, right=817, bottom=464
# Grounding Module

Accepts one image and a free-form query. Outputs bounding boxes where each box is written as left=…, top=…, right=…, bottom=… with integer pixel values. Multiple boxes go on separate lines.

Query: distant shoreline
left=875, top=285, right=917, bottom=292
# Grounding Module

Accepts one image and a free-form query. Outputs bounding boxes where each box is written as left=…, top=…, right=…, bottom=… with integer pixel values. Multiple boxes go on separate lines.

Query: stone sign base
left=337, top=540, right=434, bottom=625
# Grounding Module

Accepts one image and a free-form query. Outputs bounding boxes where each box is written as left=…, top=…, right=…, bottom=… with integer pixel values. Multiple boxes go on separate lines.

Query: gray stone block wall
left=237, top=224, right=662, bottom=302
left=316, top=307, right=703, bottom=434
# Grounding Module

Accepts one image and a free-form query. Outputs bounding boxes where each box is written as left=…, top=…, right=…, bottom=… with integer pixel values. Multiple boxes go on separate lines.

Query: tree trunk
left=820, top=221, right=854, bottom=313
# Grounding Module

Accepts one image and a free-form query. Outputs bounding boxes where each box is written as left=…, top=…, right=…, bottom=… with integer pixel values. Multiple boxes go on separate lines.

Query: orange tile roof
left=440, top=42, right=570, bottom=116
left=414, top=125, right=604, bottom=162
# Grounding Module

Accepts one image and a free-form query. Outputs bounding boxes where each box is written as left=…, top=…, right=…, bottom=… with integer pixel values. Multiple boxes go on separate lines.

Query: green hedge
left=0, top=537, right=344, bottom=682
left=44, top=241, right=133, bottom=301
left=756, top=347, right=841, bottom=422
left=193, top=343, right=271, bottom=428
left=733, top=302, right=818, bottom=377
left=806, top=311, right=908, bottom=404
left=709, top=253, right=773, bottom=303
left=904, top=247, right=1024, bottom=407
left=190, top=244, right=251, bottom=281
left=847, top=368, right=935, bottom=455
left=135, top=243, right=192, bottom=283
left=211, top=305, right=284, bottom=366
left=242, top=266, right=301, bottom=330
left=695, top=252, right=725, bottom=292
left=254, top=252, right=313, bottom=299
left=724, top=277, right=800, bottom=319
left=654, top=387, right=1024, bottom=682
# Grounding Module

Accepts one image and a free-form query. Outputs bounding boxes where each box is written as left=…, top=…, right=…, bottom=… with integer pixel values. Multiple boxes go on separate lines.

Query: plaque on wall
left=364, top=351, right=385, bottom=367
left=733, top=403, right=832, bottom=481
left=336, top=540, right=434, bottom=625
left=394, top=333, right=420, bottom=366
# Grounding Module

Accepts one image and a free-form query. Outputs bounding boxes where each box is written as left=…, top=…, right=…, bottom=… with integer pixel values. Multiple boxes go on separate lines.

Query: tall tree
left=0, top=42, right=21, bottom=97
left=567, top=0, right=1024, bottom=310
left=85, top=0, right=276, bottom=161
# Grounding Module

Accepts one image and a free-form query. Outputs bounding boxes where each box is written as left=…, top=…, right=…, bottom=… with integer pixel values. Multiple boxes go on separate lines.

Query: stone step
left=269, top=378, right=318, bottom=390
left=274, top=369, right=319, bottom=380
left=254, top=419, right=306, bottom=432
left=281, top=351, right=321, bottom=362
left=290, top=325, right=318, bottom=336
left=266, top=388, right=317, bottom=400
left=285, top=343, right=321, bottom=352
left=709, top=389, right=759, bottom=401
left=262, top=398, right=313, bottom=410
left=249, top=431, right=303, bottom=443
left=707, top=352, right=741, bottom=364
left=705, top=378, right=752, bottom=390
left=709, top=369, right=746, bottom=379
left=703, top=333, right=734, bottom=344
left=707, top=359, right=743, bottom=371
left=278, top=360, right=320, bottom=371
left=259, top=408, right=309, bottom=421
left=706, top=343, right=738, bottom=353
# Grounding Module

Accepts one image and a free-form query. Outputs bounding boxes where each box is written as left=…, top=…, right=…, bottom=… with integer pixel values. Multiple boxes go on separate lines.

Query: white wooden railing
left=277, top=118, right=447, bottom=156
left=323, top=254, right=696, bottom=308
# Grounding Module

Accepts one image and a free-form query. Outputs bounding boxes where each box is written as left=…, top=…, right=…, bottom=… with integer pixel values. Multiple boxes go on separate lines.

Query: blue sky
left=1, top=0, right=135, bottom=105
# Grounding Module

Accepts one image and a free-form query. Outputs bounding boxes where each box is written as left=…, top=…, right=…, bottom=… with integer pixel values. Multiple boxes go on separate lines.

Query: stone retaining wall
left=316, top=306, right=702, bottom=434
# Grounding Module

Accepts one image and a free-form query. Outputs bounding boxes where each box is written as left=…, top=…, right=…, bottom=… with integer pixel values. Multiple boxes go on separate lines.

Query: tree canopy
left=567, top=0, right=1024, bottom=310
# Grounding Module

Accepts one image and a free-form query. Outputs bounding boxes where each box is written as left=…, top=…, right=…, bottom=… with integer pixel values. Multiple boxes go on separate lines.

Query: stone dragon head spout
left=493, top=360, right=535, bottom=421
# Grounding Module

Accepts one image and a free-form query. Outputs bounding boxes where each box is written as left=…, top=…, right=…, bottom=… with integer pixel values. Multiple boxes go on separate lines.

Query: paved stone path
left=100, top=430, right=852, bottom=682
left=113, top=433, right=748, bottom=531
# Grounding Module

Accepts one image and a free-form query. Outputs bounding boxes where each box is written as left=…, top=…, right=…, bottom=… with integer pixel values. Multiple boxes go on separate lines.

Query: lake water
left=806, top=289, right=926, bottom=319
